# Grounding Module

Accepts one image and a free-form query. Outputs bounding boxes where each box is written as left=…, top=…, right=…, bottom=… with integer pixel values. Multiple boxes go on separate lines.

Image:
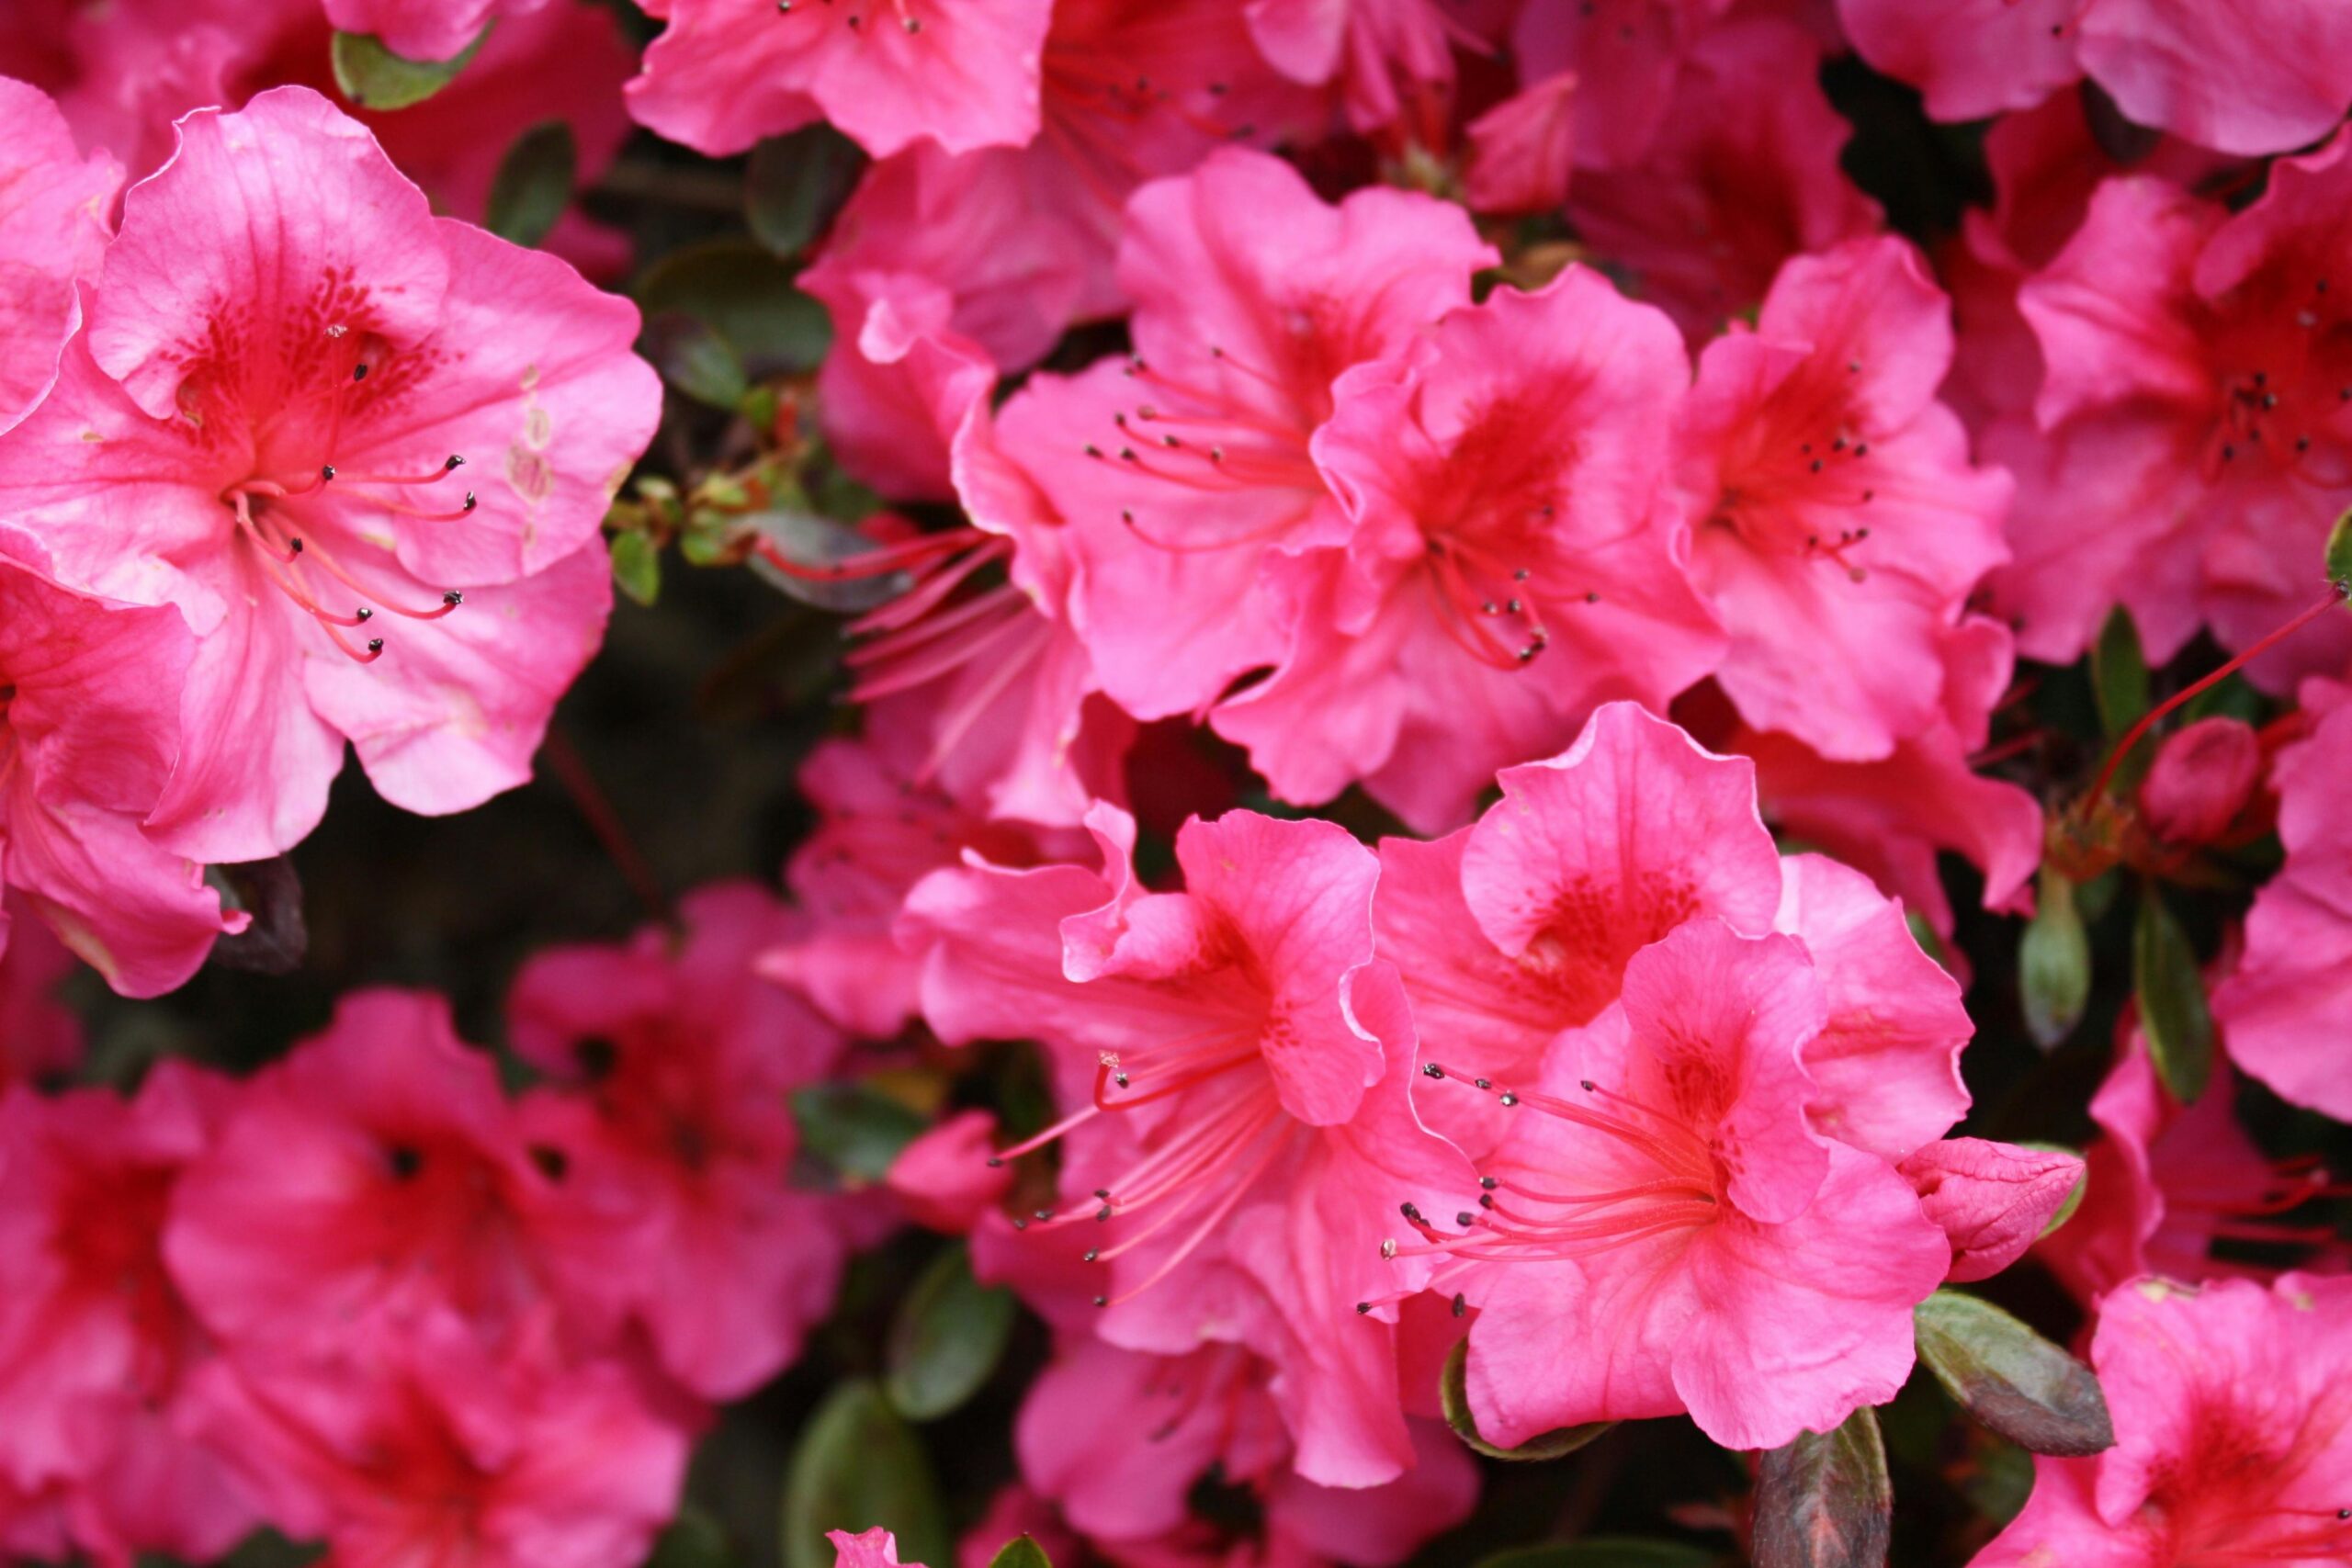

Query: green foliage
left=792, top=1083, right=928, bottom=1182
left=636, top=240, right=831, bottom=379
left=330, top=28, right=488, bottom=109
left=987, top=1537, right=1055, bottom=1568
left=780, top=1382, right=952, bottom=1568
left=609, top=528, right=663, bottom=606
left=2090, top=607, right=2150, bottom=739
left=2018, top=866, right=2091, bottom=1048
left=1914, top=1291, right=2114, bottom=1457
left=747, top=127, right=865, bottom=258
left=1752, top=1407, right=1891, bottom=1568
left=885, top=1244, right=1017, bottom=1421
left=485, top=121, right=577, bottom=249
left=2133, top=886, right=2214, bottom=1103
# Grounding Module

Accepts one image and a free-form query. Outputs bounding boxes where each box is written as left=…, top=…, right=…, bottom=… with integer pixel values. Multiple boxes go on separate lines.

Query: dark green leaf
left=2324, top=506, right=2352, bottom=586
left=648, top=1506, right=735, bottom=1568
left=987, top=1536, right=1055, bottom=1568
left=609, top=530, right=662, bottom=606
left=1752, top=1406, right=1891, bottom=1568
left=2133, top=886, right=2213, bottom=1103
left=1914, top=1291, right=2114, bottom=1457
left=330, top=28, right=489, bottom=109
left=642, top=311, right=749, bottom=412
left=792, top=1083, right=926, bottom=1182
left=746, top=126, right=865, bottom=258
left=484, top=121, right=577, bottom=249
left=746, top=511, right=915, bottom=613
left=1474, top=1540, right=1713, bottom=1568
left=780, top=1381, right=951, bottom=1568
left=2091, top=606, right=2149, bottom=739
left=885, top=1244, right=1017, bottom=1421
left=2018, top=867, right=2090, bottom=1049
left=635, top=240, right=831, bottom=376
left=1440, top=1341, right=1612, bottom=1461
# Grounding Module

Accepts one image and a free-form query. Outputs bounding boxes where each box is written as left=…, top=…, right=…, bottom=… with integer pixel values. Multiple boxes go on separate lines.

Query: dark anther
left=366, top=638, right=384, bottom=653
left=461, top=491, right=478, bottom=512
left=1479, top=1177, right=1498, bottom=1190
left=1012, top=1217, right=1028, bottom=1231
left=1035, top=1209, right=1054, bottom=1222
left=1852, top=443, right=1870, bottom=457
left=1354, top=1302, right=1372, bottom=1314
left=1096, top=1205, right=1113, bottom=1222
left=387, top=1144, right=424, bottom=1179
left=356, top=607, right=374, bottom=622
left=1809, top=459, right=1824, bottom=474
left=1399, top=1201, right=1421, bottom=1220
left=986, top=1156, right=1004, bottom=1168
left=1498, top=1092, right=1519, bottom=1107
left=1478, top=1193, right=1495, bottom=1209
left=530, top=1145, right=569, bottom=1180
left=321, top=465, right=337, bottom=481
left=1094, top=1295, right=1109, bottom=1307
left=1083, top=1248, right=1100, bottom=1262
left=1083, top=443, right=1103, bottom=457
left=1423, top=1063, right=1446, bottom=1078
left=1580, top=1078, right=1596, bottom=1091
left=443, top=591, right=464, bottom=606
left=1512, top=567, right=1531, bottom=581
left=1473, top=1077, right=1491, bottom=1090
left=289, top=538, right=304, bottom=553
left=353, top=364, right=368, bottom=382
left=1114, top=1072, right=1130, bottom=1088
left=446, top=455, right=466, bottom=470
left=2222, top=444, right=2236, bottom=461
left=1452, top=1292, right=1466, bottom=1317
left=1455, top=1212, right=1475, bottom=1227
left=1094, top=1188, right=1111, bottom=1199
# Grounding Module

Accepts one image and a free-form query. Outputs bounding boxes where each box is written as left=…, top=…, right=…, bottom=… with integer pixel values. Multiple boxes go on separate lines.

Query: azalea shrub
left=3, top=3, right=2352, bottom=1568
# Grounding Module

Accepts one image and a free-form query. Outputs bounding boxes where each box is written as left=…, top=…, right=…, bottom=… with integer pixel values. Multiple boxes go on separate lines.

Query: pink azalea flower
left=1461, top=69, right=1577, bottom=218
left=1997, top=136, right=2352, bottom=684
left=1565, top=14, right=1880, bottom=339
left=322, top=0, right=554, bottom=68
left=164, top=989, right=571, bottom=1359
left=1244, top=0, right=1486, bottom=133
left=0, top=1066, right=255, bottom=1567
left=1839, top=0, right=2352, bottom=157
left=833, top=1528, right=922, bottom=1568
left=1215, top=268, right=1724, bottom=831
left=1973, top=1274, right=2352, bottom=1567
left=185, top=1309, right=691, bottom=1568
left=1899, top=1137, right=2085, bottom=1283
left=1005, top=147, right=1495, bottom=724
left=0, top=545, right=238, bottom=998
left=2213, top=697, right=2352, bottom=1116
left=802, top=271, right=997, bottom=502
left=2137, top=714, right=2262, bottom=847
left=1436, top=919, right=1951, bottom=1452
left=1508, top=0, right=1733, bottom=170
left=901, top=804, right=1481, bottom=1484
left=1676, top=234, right=2013, bottom=760
left=626, top=0, right=1054, bottom=158
left=505, top=881, right=853, bottom=1402
left=888, top=1110, right=1017, bottom=1233
left=0, top=898, right=81, bottom=1092
left=0, top=76, right=117, bottom=433
left=0, top=87, right=656, bottom=865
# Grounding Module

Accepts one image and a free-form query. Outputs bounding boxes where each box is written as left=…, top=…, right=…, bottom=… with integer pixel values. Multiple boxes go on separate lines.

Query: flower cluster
left=2, top=0, right=2350, bottom=1564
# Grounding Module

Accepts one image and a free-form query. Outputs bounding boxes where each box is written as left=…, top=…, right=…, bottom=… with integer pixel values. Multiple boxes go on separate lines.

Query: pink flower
left=2137, top=714, right=2262, bottom=846
left=626, top=0, right=1054, bottom=158
left=1508, top=0, right=1733, bottom=171
left=164, top=989, right=568, bottom=1359
left=0, top=1066, right=255, bottom=1567
left=1007, top=147, right=1495, bottom=725
left=1565, top=14, right=1880, bottom=339
left=186, top=1310, right=691, bottom=1568
left=1973, top=1274, right=2352, bottom=1567
left=833, top=1527, right=922, bottom=1568
left=1462, top=70, right=1577, bottom=218
left=0, top=76, right=117, bottom=433
left=1899, top=1137, right=2085, bottom=1283
left=505, top=882, right=853, bottom=1402
left=1839, top=0, right=2352, bottom=156
left=1677, top=235, right=2012, bottom=761
left=802, top=271, right=996, bottom=501
left=1214, top=268, right=1724, bottom=831
left=888, top=1110, right=1017, bottom=1234
left=2213, top=697, right=2352, bottom=1115
left=1439, top=919, right=1951, bottom=1452
left=1243, top=0, right=1483, bottom=132
left=0, top=899, right=81, bottom=1092
left=0, top=545, right=237, bottom=998
left=0, top=87, right=655, bottom=864
left=903, top=805, right=1480, bottom=1484
left=1997, top=138, right=2352, bottom=684
left=323, top=0, right=551, bottom=67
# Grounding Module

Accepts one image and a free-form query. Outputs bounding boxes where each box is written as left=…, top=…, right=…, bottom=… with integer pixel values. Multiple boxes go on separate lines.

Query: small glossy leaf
left=1474, top=1540, right=1713, bottom=1568
left=987, top=1536, right=1054, bottom=1568
left=643, top=311, right=749, bottom=412
left=649, top=1506, right=735, bottom=1568
left=330, top=28, right=488, bottom=109
left=2324, top=506, right=2352, bottom=586
left=609, top=530, right=662, bottom=606
left=780, top=1381, right=951, bottom=1568
left=485, top=121, right=577, bottom=249
left=635, top=240, right=831, bottom=376
left=747, top=125, right=865, bottom=257
left=746, top=511, right=915, bottom=613
left=205, top=858, right=307, bottom=975
left=1440, top=1342, right=1612, bottom=1461
left=1752, top=1406, right=1891, bottom=1568
left=886, top=1244, right=1017, bottom=1421
left=1914, top=1291, right=2115, bottom=1457
left=2091, top=606, right=2149, bottom=739
left=2018, top=867, right=2090, bottom=1049
left=2133, top=886, right=2213, bottom=1103
left=792, top=1083, right=926, bottom=1182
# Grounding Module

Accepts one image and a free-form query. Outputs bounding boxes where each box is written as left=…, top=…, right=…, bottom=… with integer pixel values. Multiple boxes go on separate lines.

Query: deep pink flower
left=1997, top=138, right=2352, bottom=684
left=1461, top=69, right=1576, bottom=218
left=2213, top=698, right=2352, bottom=1115
left=0, top=899, right=81, bottom=1092
left=1005, top=147, right=1494, bottom=725
left=1839, top=0, right=2352, bottom=156
left=323, top=0, right=551, bottom=67
left=626, top=0, right=1054, bottom=158
left=0, top=87, right=654, bottom=865
left=1677, top=235, right=2012, bottom=761
left=903, top=805, right=1480, bottom=1484
left=505, top=882, right=852, bottom=1402
left=186, top=1310, right=691, bottom=1568
left=0, top=76, right=117, bottom=433
left=2138, top=714, right=2262, bottom=846
left=1439, top=918, right=1950, bottom=1452
left=0, top=546, right=237, bottom=998
left=833, top=1528, right=922, bottom=1568
left=1214, top=268, right=1723, bottom=831
left=802, top=270, right=996, bottom=502
left=888, top=1110, right=1017, bottom=1234
left=1565, top=14, right=1880, bottom=339
left=1508, top=0, right=1732, bottom=171
left=1244, top=0, right=1486, bottom=133
left=1974, top=1274, right=2352, bottom=1567
left=1899, top=1137, right=2085, bottom=1283
left=0, top=1066, right=254, bottom=1567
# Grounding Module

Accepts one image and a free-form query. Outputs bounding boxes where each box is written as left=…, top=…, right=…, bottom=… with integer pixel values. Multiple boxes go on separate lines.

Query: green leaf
left=2133, top=886, right=2214, bottom=1103
left=745, top=511, right=915, bottom=613
left=885, top=1244, right=1017, bottom=1421
left=987, top=1536, right=1055, bottom=1568
left=2091, top=606, right=2149, bottom=739
left=642, top=311, right=749, bottom=412
left=2018, top=867, right=2091, bottom=1049
left=2325, top=506, right=2352, bottom=586
left=780, top=1381, right=952, bottom=1568
left=746, top=125, right=865, bottom=258
left=1752, top=1406, right=1891, bottom=1568
left=648, top=1506, right=735, bottom=1568
left=484, top=121, right=577, bottom=249
left=1439, top=1341, right=1612, bottom=1461
left=1474, top=1541, right=1713, bottom=1568
left=1914, top=1291, right=2115, bottom=1457
left=330, top=28, right=490, bottom=109
left=609, top=529, right=662, bottom=606
left=791, top=1083, right=927, bottom=1182
left=635, top=239, right=831, bottom=376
